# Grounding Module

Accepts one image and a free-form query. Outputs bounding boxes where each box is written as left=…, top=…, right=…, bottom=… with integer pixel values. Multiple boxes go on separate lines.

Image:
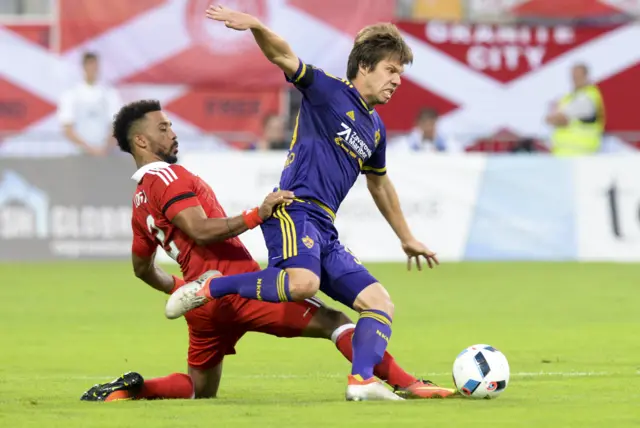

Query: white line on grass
left=15, top=371, right=633, bottom=382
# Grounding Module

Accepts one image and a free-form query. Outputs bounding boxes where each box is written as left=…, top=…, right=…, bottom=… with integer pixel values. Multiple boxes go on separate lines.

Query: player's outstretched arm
left=171, top=190, right=294, bottom=246
left=366, top=174, right=439, bottom=271
left=132, top=252, right=180, bottom=294
left=206, top=5, right=299, bottom=78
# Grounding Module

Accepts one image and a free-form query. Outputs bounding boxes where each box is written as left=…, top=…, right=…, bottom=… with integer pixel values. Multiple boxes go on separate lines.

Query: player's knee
left=286, top=268, right=320, bottom=300
left=353, top=283, right=395, bottom=318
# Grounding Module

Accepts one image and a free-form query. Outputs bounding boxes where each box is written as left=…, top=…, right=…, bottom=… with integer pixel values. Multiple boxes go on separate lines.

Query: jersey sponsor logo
left=147, top=167, right=178, bottom=186
left=302, top=235, right=314, bottom=249
left=133, top=190, right=148, bottom=208
left=335, top=123, right=372, bottom=160
left=346, top=110, right=355, bottom=121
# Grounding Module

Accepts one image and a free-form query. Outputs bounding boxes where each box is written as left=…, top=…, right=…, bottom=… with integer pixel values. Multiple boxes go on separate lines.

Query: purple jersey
left=279, top=60, right=387, bottom=216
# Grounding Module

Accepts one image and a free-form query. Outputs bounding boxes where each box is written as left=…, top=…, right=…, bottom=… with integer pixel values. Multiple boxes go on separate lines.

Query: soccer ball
left=452, top=344, right=510, bottom=399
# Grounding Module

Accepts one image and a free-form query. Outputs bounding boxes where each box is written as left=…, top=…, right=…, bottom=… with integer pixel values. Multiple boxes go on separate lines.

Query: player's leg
left=188, top=362, right=223, bottom=399
left=330, top=324, right=456, bottom=399
left=320, top=245, right=393, bottom=374
left=81, top=303, right=234, bottom=402
left=299, top=303, right=429, bottom=394
left=205, top=204, right=322, bottom=301
left=183, top=301, right=246, bottom=399
left=210, top=204, right=322, bottom=299
left=166, top=204, right=323, bottom=318
left=233, top=292, right=441, bottom=399
left=80, top=372, right=194, bottom=401
left=318, top=243, right=405, bottom=400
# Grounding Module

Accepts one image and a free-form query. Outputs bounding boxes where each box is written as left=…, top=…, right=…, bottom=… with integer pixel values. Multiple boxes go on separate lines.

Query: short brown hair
left=82, top=51, right=98, bottom=64
left=417, top=108, right=438, bottom=122
left=346, top=23, right=413, bottom=80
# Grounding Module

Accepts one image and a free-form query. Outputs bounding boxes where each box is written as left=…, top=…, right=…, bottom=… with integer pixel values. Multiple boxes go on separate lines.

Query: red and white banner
left=58, top=0, right=395, bottom=88
left=467, top=0, right=635, bottom=20
left=378, top=21, right=640, bottom=145
left=0, top=0, right=395, bottom=155
left=0, top=1, right=639, bottom=155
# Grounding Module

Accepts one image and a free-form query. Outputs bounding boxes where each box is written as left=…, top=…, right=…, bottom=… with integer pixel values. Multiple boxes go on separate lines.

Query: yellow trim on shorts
left=274, top=205, right=297, bottom=259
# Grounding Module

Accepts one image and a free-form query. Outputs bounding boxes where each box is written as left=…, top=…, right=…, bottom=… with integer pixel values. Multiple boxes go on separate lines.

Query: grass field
left=0, top=261, right=638, bottom=427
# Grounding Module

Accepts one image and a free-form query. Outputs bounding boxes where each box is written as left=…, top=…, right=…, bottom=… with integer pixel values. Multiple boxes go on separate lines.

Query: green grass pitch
left=0, top=261, right=638, bottom=427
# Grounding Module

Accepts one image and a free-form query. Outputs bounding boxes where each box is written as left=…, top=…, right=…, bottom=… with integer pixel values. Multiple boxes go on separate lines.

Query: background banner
left=3, top=153, right=640, bottom=262
left=180, top=152, right=486, bottom=263
left=0, top=156, right=135, bottom=260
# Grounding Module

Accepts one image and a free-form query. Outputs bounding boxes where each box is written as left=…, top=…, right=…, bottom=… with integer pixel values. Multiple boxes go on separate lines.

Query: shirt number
left=146, top=215, right=180, bottom=261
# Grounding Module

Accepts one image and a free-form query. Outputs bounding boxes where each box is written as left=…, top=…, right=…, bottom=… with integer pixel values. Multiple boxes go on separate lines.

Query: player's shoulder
left=304, top=63, right=351, bottom=91
left=142, top=163, right=194, bottom=188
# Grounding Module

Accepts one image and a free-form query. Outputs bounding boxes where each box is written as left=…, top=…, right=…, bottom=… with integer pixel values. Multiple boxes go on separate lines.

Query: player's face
left=364, top=58, right=404, bottom=105
left=571, top=65, right=588, bottom=89
left=143, top=111, right=179, bottom=164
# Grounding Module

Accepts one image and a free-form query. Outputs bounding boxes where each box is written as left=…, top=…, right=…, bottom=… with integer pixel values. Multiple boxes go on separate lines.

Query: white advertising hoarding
left=575, top=156, right=640, bottom=261
left=176, top=152, right=485, bottom=263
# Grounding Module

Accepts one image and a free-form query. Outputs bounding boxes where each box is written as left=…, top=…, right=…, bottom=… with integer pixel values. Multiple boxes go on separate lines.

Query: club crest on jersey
left=302, top=235, right=314, bottom=249
left=374, top=129, right=381, bottom=147
left=346, top=110, right=355, bottom=121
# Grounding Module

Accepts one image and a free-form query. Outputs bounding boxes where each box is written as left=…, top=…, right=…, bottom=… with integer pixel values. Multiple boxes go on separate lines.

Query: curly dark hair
left=112, top=99, right=162, bottom=153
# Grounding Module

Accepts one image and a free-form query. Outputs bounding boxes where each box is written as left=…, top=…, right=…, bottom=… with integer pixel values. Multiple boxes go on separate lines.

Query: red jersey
left=130, top=161, right=260, bottom=281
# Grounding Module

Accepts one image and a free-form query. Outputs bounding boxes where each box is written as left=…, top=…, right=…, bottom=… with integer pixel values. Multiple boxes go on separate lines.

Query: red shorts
left=185, top=295, right=322, bottom=370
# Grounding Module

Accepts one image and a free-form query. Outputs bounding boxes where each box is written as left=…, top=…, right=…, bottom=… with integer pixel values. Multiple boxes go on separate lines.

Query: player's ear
left=132, top=134, right=147, bottom=151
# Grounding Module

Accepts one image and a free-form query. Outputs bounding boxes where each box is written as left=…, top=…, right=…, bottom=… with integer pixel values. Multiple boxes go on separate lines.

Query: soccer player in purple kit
left=167, top=4, right=450, bottom=401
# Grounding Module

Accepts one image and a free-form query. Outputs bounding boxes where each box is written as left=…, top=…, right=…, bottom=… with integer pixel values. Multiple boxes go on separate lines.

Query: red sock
left=334, top=326, right=418, bottom=388
left=135, top=373, right=194, bottom=400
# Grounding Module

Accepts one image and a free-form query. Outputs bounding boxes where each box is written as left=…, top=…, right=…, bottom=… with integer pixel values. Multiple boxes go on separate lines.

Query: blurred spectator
left=58, top=52, right=122, bottom=156
left=0, top=0, right=50, bottom=15
left=390, top=108, right=464, bottom=153
left=250, top=113, right=289, bottom=151
left=407, top=0, right=463, bottom=20
left=546, top=63, right=605, bottom=156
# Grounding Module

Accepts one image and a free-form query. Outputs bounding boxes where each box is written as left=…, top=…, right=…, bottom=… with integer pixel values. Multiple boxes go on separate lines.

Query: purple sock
left=351, top=310, right=393, bottom=380
left=208, top=267, right=292, bottom=303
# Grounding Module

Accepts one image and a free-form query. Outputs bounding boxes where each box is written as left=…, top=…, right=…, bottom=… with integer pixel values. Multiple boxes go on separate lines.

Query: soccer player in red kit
left=79, top=99, right=454, bottom=402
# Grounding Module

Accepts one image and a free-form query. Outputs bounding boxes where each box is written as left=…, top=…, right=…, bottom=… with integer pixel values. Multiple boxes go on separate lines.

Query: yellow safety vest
left=551, top=85, right=605, bottom=156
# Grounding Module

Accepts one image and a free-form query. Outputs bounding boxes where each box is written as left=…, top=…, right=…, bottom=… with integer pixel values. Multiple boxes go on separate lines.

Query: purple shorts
left=260, top=200, right=378, bottom=308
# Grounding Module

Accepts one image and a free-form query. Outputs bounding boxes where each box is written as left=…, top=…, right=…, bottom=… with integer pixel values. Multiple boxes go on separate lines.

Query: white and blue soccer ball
left=452, top=344, right=510, bottom=399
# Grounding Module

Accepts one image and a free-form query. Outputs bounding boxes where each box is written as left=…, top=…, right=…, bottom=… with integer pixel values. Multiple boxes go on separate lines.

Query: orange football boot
left=394, top=379, right=458, bottom=399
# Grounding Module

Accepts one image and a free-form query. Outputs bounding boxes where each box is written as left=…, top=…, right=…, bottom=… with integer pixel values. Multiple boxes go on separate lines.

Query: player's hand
left=205, top=4, right=261, bottom=31
left=402, top=239, right=439, bottom=271
left=258, top=190, right=295, bottom=221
